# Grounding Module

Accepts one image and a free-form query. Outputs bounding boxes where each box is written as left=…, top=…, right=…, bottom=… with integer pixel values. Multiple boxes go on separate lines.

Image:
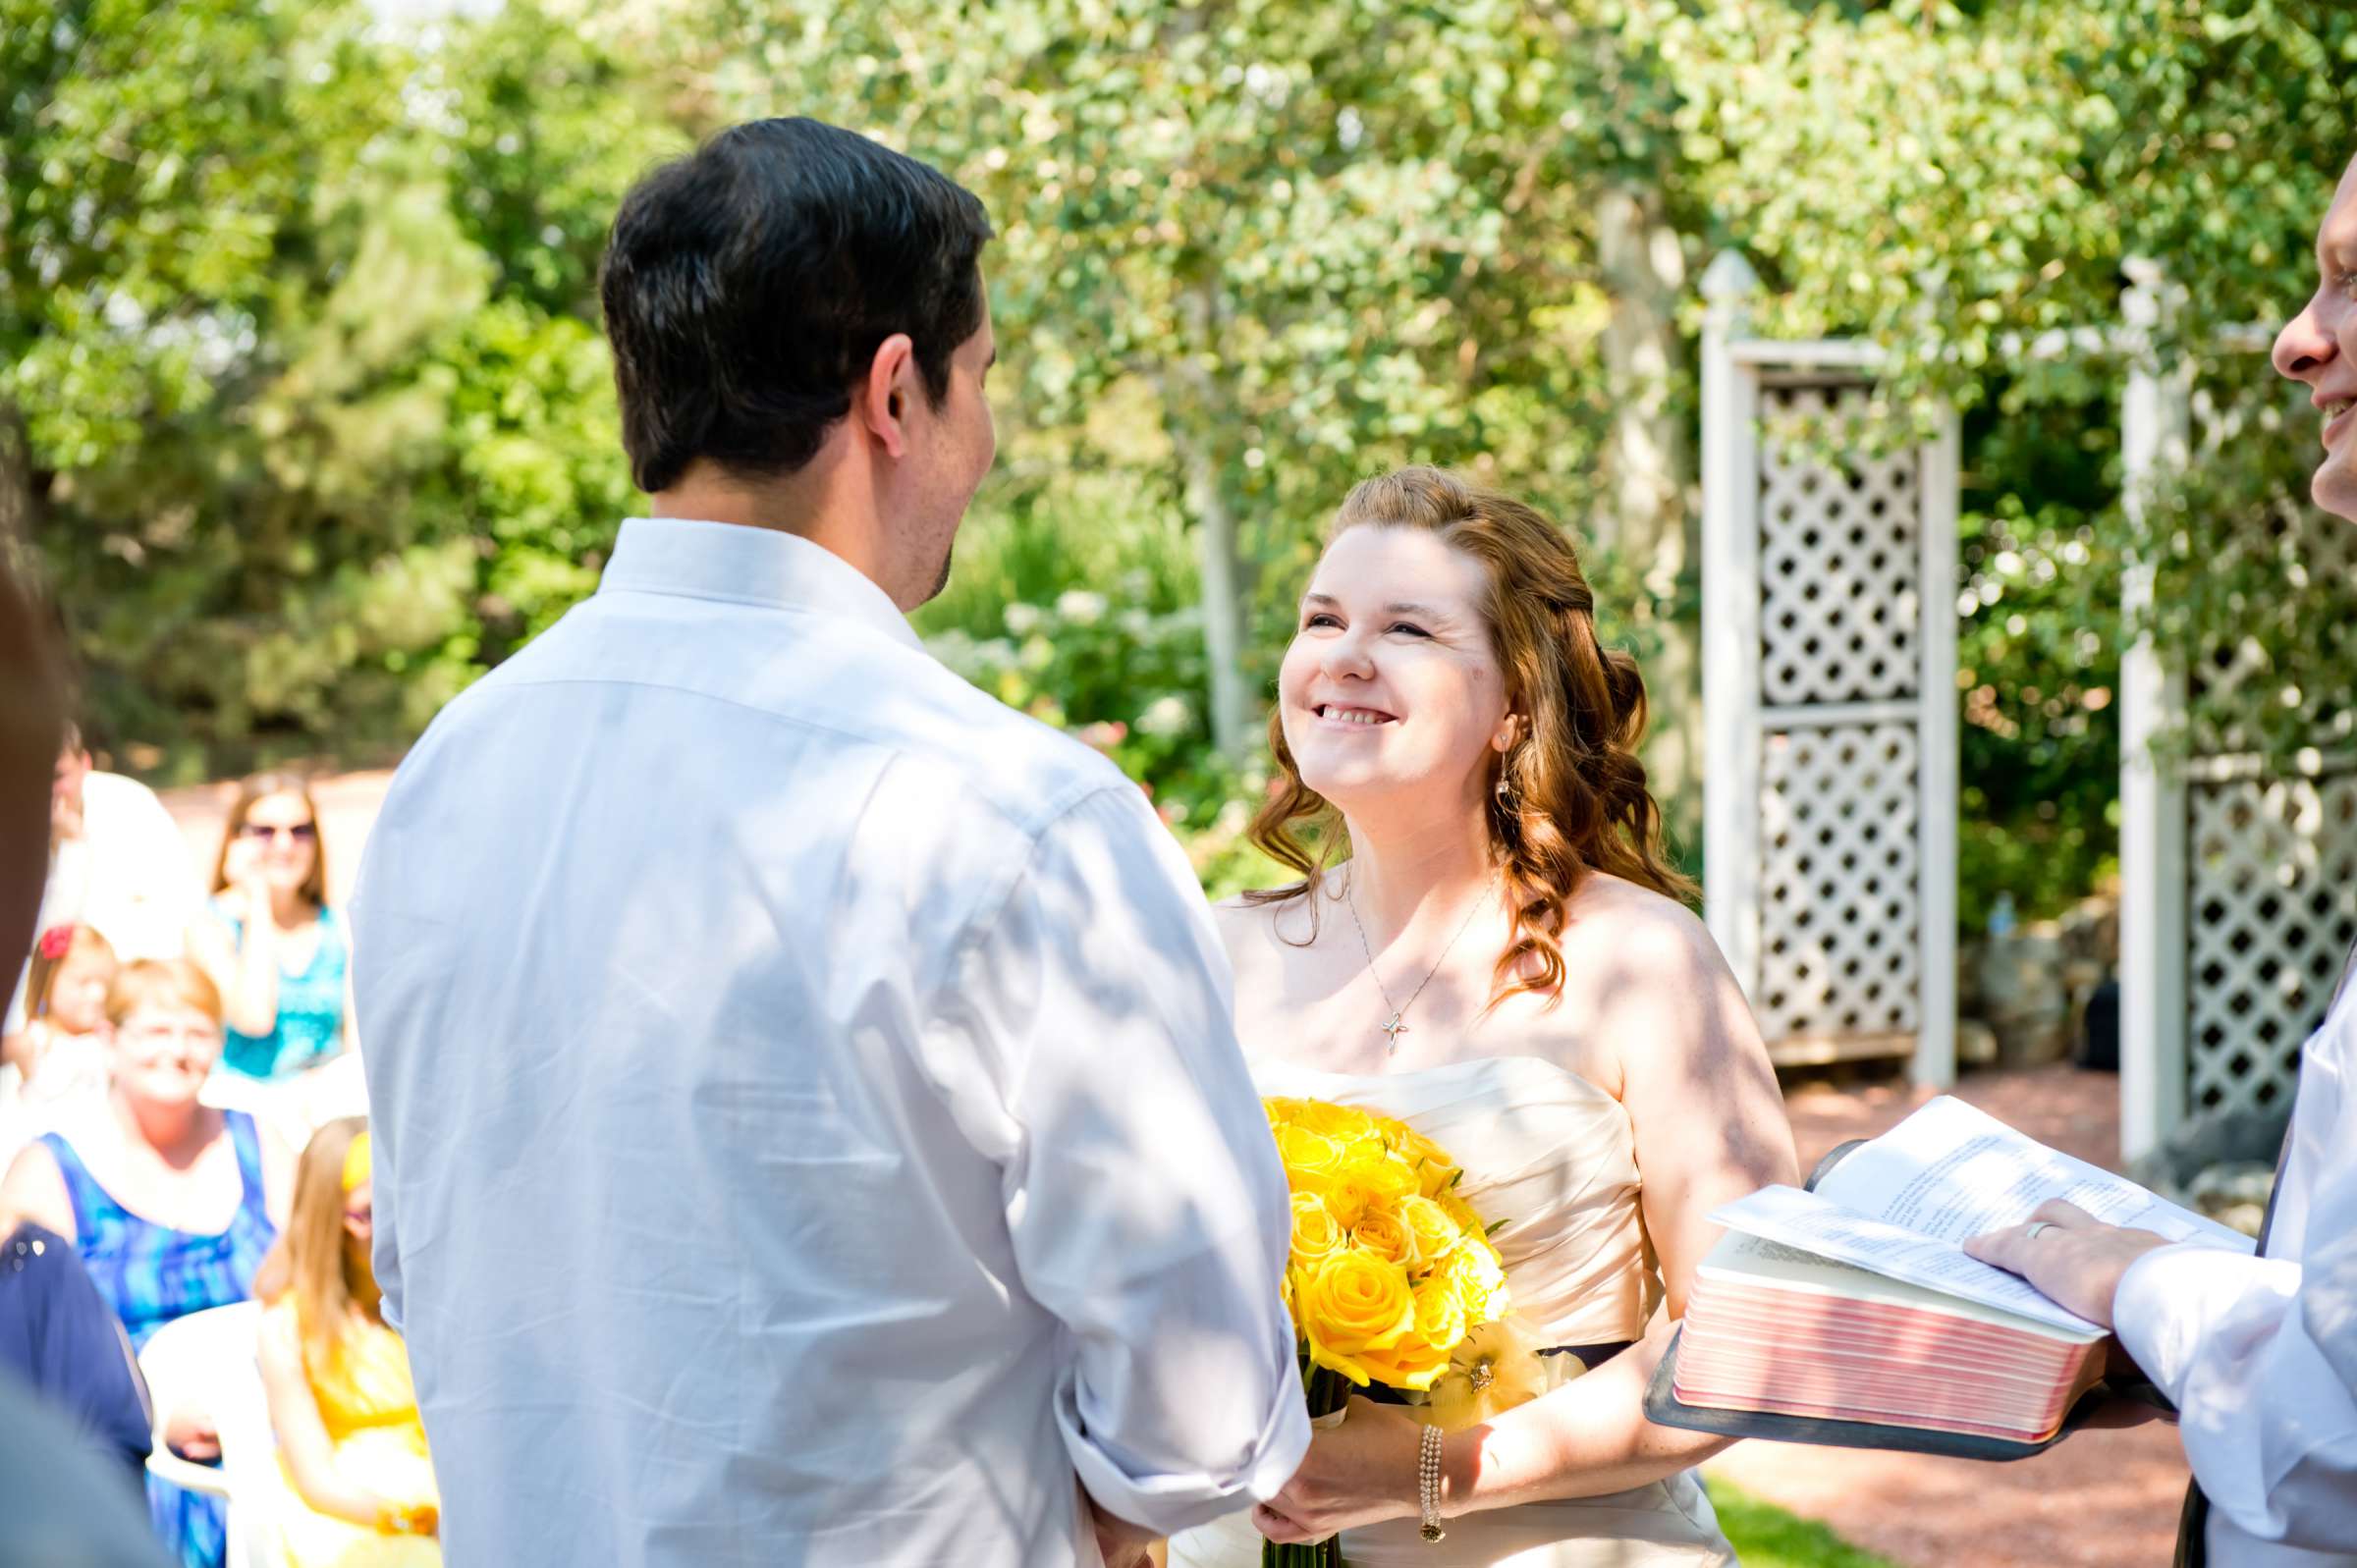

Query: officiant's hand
left=1963, top=1198, right=2173, bottom=1328
left=1251, top=1396, right=1424, bottom=1544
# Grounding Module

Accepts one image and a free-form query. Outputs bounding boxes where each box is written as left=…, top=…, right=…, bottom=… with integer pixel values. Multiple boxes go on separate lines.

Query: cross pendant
left=1380, top=1013, right=1409, bottom=1053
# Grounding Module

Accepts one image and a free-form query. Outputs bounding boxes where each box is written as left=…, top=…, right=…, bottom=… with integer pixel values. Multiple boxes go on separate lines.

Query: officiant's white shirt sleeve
left=922, top=780, right=1308, bottom=1534
left=2115, top=995, right=2357, bottom=1556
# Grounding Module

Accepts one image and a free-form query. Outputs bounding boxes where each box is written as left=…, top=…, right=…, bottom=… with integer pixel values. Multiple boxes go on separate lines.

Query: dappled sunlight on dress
left=1169, top=1054, right=1734, bottom=1568
left=270, top=1302, right=440, bottom=1568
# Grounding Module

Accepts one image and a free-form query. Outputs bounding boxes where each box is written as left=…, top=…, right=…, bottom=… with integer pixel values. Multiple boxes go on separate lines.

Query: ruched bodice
left=1252, top=1054, right=1664, bottom=1347
left=1169, top=1054, right=1733, bottom=1568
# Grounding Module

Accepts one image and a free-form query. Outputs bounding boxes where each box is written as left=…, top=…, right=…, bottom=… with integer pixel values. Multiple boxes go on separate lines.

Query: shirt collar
left=597, top=516, right=924, bottom=652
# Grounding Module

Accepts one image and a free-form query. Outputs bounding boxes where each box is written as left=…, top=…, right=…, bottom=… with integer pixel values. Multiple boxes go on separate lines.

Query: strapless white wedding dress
left=1168, top=1054, right=1736, bottom=1568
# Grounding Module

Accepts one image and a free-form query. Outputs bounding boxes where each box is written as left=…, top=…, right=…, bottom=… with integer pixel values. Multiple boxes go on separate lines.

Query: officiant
left=1967, top=153, right=2357, bottom=1568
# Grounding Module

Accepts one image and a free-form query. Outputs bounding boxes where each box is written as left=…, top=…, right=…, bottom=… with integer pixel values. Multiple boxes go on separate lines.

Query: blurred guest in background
left=0, top=958, right=290, bottom=1568
left=5, top=727, right=197, bottom=1036
left=190, top=775, right=351, bottom=1086
left=0, top=543, right=173, bottom=1566
left=4, top=923, right=120, bottom=1125
left=254, top=1116, right=439, bottom=1565
left=0, top=1217, right=155, bottom=1490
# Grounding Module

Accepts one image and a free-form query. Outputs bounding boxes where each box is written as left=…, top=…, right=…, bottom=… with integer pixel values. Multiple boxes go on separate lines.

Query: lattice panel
left=1757, top=384, right=1924, bottom=707
left=1756, top=723, right=1923, bottom=1041
left=2182, top=379, right=2357, bottom=754
left=2186, top=769, right=2357, bottom=1113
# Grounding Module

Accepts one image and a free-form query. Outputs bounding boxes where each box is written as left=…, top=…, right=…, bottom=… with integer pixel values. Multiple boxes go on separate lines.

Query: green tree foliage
left=9, top=0, right=682, bottom=778
left=12, top=0, right=2355, bottom=925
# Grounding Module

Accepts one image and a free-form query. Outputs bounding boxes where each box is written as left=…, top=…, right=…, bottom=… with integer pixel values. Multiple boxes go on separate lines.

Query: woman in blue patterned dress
left=0, top=957, right=292, bottom=1567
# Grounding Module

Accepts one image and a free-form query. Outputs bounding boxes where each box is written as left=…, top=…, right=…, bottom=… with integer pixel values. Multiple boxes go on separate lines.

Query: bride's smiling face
left=1278, top=524, right=1515, bottom=812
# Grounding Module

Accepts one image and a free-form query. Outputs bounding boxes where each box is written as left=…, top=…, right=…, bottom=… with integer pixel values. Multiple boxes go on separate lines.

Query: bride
left=1168, top=467, right=1797, bottom=1567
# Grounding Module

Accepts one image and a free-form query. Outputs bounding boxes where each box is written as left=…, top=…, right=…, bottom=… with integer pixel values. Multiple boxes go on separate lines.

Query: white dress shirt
left=352, top=517, right=1306, bottom=1568
left=2116, top=987, right=2357, bottom=1565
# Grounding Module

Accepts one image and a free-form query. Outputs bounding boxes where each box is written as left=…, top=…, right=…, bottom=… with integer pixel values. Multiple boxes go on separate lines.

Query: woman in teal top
left=189, top=774, right=351, bottom=1083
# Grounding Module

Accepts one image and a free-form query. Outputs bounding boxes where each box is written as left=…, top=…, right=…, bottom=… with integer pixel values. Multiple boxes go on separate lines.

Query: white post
left=2119, top=259, right=2193, bottom=1162
left=1915, top=409, right=1962, bottom=1088
left=1701, top=251, right=1764, bottom=999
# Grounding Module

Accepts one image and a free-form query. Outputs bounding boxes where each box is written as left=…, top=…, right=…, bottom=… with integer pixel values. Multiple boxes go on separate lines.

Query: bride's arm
left=1448, top=898, right=1797, bottom=1508
left=1256, top=896, right=1798, bottom=1541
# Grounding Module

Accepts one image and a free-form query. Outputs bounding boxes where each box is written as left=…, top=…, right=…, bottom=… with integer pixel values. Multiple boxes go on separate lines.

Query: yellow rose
left=1411, top=1275, right=1469, bottom=1352
left=1344, top=1146, right=1421, bottom=1202
left=1293, top=1100, right=1380, bottom=1142
left=1384, top=1123, right=1463, bottom=1196
left=1273, top=1123, right=1347, bottom=1194
left=1289, top=1191, right=1349, bottom=1266
left=1352, top=1208, right=1415, bottom=1268
left=1440, top=1241, right=1509, bottom=1324
left=1296, top=1250, right=1417, bottom=1386
left=1263, top=1096, right=1305, bottom=1129
left=1354, top=1322, right=1453, bottom=1390
left=1397, top=1195, right=1463, bottom=1264
left=1440, top=1189, right=1486, bottom=1235
left=1321, top=1179, right=1374, bottom=1231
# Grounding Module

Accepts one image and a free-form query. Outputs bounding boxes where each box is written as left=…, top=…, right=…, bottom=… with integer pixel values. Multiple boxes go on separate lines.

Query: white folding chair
left=138, top=1300, right=293, bottom=1568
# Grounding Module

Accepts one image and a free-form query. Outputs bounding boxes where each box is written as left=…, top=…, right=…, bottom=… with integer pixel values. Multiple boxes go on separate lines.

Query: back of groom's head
left=600, top=118, right=994, bottom=495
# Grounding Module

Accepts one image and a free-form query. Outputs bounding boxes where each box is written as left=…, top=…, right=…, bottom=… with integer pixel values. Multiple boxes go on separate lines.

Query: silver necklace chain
left=1344, top=876, right=1496, bottom=1054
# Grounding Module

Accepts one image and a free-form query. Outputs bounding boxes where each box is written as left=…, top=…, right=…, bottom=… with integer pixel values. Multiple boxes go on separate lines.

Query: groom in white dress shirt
left=351, top=118, right=1307, bottom=1567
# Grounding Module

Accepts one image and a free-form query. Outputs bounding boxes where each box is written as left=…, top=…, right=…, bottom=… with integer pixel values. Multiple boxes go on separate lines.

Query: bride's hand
left=1251, top=1397, right=1426, bottom=1544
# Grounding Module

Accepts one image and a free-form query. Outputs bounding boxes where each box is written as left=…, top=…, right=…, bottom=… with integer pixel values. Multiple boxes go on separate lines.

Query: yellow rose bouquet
left=1261, top=1097, right=1516, bottom=1568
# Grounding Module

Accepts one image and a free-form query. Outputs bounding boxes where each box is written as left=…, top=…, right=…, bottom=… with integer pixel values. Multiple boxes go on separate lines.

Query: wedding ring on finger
left=2024, top=1220, right=2056, bottom=1242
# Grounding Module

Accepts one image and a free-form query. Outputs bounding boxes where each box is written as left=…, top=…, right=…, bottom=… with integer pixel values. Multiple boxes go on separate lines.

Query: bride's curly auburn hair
left=1245, top=466, right=1696, bottom=1008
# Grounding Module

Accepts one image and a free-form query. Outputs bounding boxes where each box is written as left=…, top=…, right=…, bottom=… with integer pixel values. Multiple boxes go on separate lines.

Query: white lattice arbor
left=1700, top=253, right=1959, bottom=1083
left=2120, top=266, right=2357, bottom=1159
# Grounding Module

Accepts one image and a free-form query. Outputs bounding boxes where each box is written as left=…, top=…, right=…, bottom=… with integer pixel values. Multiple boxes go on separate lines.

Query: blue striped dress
left=42, top=1111, right=278, bottom=1568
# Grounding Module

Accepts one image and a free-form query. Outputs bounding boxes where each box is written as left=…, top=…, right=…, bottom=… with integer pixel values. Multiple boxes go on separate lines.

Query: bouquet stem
left=1263, top=1361, right=1351, bottom=1568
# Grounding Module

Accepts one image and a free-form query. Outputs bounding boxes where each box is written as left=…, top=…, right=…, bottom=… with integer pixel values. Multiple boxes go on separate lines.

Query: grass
left=1709, top=1479, right=1905, bottom=1568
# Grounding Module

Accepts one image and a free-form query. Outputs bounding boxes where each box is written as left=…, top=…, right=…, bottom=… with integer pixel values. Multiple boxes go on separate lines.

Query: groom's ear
left=855, top=333, right=918, bottom=460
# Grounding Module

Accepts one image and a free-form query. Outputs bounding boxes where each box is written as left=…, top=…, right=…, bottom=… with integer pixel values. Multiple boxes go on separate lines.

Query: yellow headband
left=342, top=1129, right=372, bottom=1194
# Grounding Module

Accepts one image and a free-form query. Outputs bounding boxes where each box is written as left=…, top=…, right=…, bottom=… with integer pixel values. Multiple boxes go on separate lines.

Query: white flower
left=1135, top=694, right=1192, bottom=738
left=1055, top=588, right=1108, bottom=624
left=1003, top=602, right=1044, bottom=636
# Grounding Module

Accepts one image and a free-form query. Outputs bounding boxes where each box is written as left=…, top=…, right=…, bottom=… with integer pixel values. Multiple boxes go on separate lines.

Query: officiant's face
left=1280, top=524, right=1512, bottom=812
left=2275, top=156, right=2357, bottom=521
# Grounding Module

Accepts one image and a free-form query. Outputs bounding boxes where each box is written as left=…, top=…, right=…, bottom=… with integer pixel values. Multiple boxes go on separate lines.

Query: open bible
left=1644, top=1095, right=2255, bottom=1459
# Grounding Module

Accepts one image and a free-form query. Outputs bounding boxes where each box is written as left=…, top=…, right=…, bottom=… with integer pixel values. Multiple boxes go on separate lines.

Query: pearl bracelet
left=1417, top=1422, right=1446, bottom=1543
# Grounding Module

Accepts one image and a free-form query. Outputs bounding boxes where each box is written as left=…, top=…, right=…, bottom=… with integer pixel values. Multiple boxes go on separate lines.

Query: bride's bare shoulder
left=1212, top=879, right=1328, bottom=972
left=1561, top=873, right=1722, bottom=974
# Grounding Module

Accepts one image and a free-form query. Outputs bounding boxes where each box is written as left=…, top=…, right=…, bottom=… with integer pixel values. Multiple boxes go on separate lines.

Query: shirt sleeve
left=921, top=783, right=1308, bottom=1537
left=2113, top=1049, right=2357, bottom=1552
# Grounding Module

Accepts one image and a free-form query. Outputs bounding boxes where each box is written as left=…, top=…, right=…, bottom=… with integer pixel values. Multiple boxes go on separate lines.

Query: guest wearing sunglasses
left=189, top=777, right=350, bottom=1086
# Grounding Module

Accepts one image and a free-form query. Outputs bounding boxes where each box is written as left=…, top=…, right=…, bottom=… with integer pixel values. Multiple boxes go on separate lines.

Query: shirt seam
left=458, top=669, right=1114, bottom=840
left=913, top=777, right=1151, bottom=1018
left=593, top=581, right=921, bottom=648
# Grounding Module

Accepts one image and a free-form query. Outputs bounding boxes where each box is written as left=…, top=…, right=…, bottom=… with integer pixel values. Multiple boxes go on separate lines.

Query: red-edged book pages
left=1660, top=1096, right=2257, bottom=1449
left=1674, top=1231, right=2108, bottom=1443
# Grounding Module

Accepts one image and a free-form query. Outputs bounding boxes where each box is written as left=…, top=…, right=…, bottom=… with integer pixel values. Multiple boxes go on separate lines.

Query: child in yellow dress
left=254, top=1117, right=441, bottom=1567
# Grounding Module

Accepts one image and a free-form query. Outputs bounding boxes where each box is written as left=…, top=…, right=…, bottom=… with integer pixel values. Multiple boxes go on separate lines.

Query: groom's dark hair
left=599, top=117, right=994, bottom=494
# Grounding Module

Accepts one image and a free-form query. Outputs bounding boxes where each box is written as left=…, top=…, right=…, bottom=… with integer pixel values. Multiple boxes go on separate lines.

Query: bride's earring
left=1494, top=726, right=1522, bottom=805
